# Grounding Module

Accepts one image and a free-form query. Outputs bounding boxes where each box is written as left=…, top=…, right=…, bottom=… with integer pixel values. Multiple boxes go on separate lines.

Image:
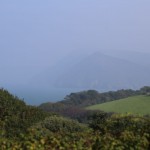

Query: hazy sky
left=0, top=0, right=150, bottom=86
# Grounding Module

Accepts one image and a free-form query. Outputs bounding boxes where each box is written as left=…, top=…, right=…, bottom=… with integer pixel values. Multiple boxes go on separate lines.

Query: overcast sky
left=0, top=0, right=150, bottom=86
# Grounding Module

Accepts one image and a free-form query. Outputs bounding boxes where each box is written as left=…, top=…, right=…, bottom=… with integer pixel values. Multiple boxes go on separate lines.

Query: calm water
left=8, top=87, right=85, bottom=105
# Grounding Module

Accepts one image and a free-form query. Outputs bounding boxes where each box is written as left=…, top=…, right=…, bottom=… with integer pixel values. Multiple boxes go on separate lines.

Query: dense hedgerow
left=0, top=114, right=149, bottom=150
left=0, top=88, right=51, bottom=138
left=31, top=115, right=88, bottom=133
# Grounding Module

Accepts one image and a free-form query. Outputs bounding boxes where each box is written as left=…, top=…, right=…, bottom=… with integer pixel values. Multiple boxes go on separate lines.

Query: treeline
left=39, top=86, right=150, bottom=121
left=39, top=88, right=139, bottom=117
left=61, top=89, right=138, bottom=107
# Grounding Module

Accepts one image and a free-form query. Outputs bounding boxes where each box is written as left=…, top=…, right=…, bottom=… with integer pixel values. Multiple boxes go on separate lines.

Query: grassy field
left=86, top=95, right=150, bottom=115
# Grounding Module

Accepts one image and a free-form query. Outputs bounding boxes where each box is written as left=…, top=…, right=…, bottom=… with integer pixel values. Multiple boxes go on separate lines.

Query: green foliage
left=89, top=113, right=150, bottom=150
left=39, top=89, right=138, bottom=118
left=0, top=114, right=149, bottom=150
left=60, top=89, right=138, bottom=107
left=89, top=112, right=109, bottom=133
left=39, top=102, right=68, bottom=114
left=0, top=88, right=50, bottom=138
left=32, top=115, right=88, bottom=133
left=140, top=86, right=150, bottom=95
left=1, top=88, right=150, bottom=149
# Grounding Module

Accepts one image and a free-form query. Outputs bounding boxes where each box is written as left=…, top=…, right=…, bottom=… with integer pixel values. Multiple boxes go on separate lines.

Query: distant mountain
left=31, top=51, right=150, bottom=91
left=30, top=50, right=92, bottom=88
left=103, top=50, right=150, bottom=67
left=51, top=52, right=150, bottom=90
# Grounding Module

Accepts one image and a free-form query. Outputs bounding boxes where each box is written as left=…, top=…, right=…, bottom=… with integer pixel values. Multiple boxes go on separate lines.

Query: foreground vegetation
left=0, top=87, right=150, bottom=149
left=87, top=95, right=150, bottom=115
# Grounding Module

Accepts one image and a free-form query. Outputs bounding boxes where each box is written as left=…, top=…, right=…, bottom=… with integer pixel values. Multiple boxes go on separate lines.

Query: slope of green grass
left=86, top=95, right=150, bottom=115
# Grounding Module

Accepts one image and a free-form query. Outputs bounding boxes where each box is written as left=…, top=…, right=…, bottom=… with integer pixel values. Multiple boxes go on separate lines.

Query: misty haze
left=0, top=0, right=150, bottom=105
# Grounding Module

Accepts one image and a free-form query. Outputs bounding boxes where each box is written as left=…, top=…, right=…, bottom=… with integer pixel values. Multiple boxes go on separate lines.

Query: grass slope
left=86, top=95, right=150, bottom=115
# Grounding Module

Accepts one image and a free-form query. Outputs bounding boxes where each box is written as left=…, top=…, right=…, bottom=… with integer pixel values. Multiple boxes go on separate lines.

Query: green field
left=86, top=95, right=150, bottom=115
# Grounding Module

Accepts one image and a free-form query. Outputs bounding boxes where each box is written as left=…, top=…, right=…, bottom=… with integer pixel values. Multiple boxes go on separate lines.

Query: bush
left=32, top=115, right=88, bottom=133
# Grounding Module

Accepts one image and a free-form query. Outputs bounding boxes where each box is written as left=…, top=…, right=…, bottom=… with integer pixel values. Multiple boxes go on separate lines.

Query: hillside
left=86, top=95, right=150, bottom=115
left=104, top=50, right=150, bottom=68
left=33, top=52, right=150, bottom=90
left=39, top=89, right=138, bottom=113
left=55, top=52, right=150, bottom=89
left=0, top=88, right=150, bottom=149
left=0, top=88, right=50, bottom=137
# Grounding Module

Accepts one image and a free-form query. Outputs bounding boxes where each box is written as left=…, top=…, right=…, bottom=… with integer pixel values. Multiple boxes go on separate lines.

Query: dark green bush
left=32, top=115, right=88, bottom=133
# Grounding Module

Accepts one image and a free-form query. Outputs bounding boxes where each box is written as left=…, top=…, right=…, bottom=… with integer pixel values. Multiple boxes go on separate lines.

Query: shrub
left=32, top=115, right=88, bottom=133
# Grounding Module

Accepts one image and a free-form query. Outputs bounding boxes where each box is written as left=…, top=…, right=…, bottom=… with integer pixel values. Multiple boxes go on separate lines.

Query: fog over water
left=0, top=0, right=150, bottom=104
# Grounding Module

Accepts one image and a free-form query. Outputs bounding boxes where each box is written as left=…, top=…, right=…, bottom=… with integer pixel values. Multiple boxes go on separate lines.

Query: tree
left=140, top=86, right=150, bottom=95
